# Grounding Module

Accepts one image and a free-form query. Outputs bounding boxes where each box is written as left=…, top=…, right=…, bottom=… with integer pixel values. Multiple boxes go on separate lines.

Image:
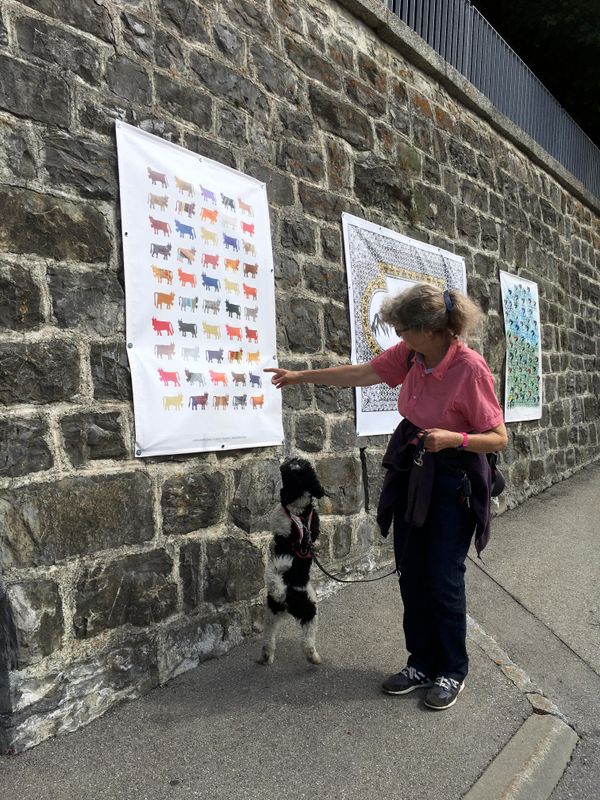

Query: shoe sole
left=424, top=681, right=464, bottom=710
left=382, top=681, right=434, bottom=696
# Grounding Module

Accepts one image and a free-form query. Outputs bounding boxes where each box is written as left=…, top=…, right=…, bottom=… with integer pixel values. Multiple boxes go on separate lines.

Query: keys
left=461, top=473, right=472, bottom=507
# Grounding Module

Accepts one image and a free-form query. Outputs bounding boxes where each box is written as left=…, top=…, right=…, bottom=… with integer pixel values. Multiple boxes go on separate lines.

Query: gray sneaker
left=382, top=666, right=434, bottom=695
left=424, top=676, right=464, bottom=709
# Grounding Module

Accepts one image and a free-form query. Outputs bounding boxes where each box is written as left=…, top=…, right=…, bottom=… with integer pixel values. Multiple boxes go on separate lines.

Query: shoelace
left=435, top=676, right=460, bottom=691
left=402, top=666, right=427, bottom=681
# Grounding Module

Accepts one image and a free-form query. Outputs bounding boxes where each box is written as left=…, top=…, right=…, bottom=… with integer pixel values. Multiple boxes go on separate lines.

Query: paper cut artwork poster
left=116, top=122, right=283, bottom=457
left=342, top=214, right=467, bottom=436
left=499, top=271, right=542, bottom=422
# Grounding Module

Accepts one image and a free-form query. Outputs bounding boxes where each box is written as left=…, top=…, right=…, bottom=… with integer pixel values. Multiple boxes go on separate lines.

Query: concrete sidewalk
left=3, top=465, right=598, bottom=800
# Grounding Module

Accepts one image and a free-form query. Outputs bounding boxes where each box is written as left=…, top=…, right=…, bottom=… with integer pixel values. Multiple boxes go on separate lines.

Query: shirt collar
left=415, top=341, right=459, bottom=381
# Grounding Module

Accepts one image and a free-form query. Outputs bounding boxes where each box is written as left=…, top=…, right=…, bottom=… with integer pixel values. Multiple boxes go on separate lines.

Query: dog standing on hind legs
left=259, top=457, right=326, bottom=666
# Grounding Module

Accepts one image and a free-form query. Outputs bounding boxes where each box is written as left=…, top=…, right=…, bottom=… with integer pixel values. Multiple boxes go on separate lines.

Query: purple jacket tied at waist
left=376, top=418, right=494, bottom=556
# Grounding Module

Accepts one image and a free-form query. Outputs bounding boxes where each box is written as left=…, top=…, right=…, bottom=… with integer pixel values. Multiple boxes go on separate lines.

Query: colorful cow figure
left=243, top=262, right=258, bottom=278
left=202, top=273, right=220, bottom=292
left=233, top=395, right=247, bottom=409
left=202, top=322, right=221, bottom=339
left=225, top=299, right=241, bottom=319
left=238, top=199, right=254, bottom=216
left=185, top=370, right=205, bottom=386
left=158, top=368, right=180, bottom=387
left=222, top=214, right=237, bottom=230
left=245, top=306, right=258, bottom=322
left=206, top=348, right=224, bottom=363
left=201, top=207, right=218, bottom=224
left=152, top=317, right=174, bottom=336
left=178, top=320, right=197, bottom=338
left=178, top=247, right=197, bottom=264
left=226, top=325, right=242, bottom=341
left=148, top=193, right=168, bottom=210
left=247, top=351, right=260, bottom=364
left=249, top=372, right=262, bottom=388
left=241, top=221, right=255, bottom=236
left=175, top=176, right=194, bottom=196
left=203, top=298, right=220, bottom=315
left=147, top=167, right=168, bottom=187
left=178, top=269, right=196, bottom=288
left=243, top=240, right=256, bottom=256
left=200, top=186, right=217, bottom=205
left=163, top=393, right=184, bottom=411
left=175, top=220, right=196, bottom=239
left=213, top=395, right=229, bottom=410
left=202, top=253, right=219, bottom=269
left=243, top=283, right=257, bottom=300
left=209, top=370, right=228, bottom=386
left=224, top=278, right=239, bottom=295
left=176, top=200, right=195, bottom=217
left=225, top=258, right=240, bottom=272
left=221, top=194, right=235, bottom=211
left=155, top=343, right=176, bottom=360
left=189, top=393, right=209, bottom=410
left=223, top=234, right=239, bottom=252
left=182, top=346, right=201, bottom=361
left=151, top=266, right=173, bottom=285
left=154, top=291, right=175, bottom=310
left=245, top=327, right=258, bottom=343
left=149, top=216, right=171, bottom=236
left=231, top=372, right=246, bottom=386
left=201, top=227, right=219, bottom=245
left=251, top=394, right=264, bottom=409
left=179, top=296, right=199, bottom=312
left=151, top=243, right=171, bottom=260
left=228, top=349, right=243, bottom=364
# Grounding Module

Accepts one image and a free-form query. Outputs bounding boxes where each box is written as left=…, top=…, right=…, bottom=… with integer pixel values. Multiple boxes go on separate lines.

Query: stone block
left=299, top=183, right=361, bottom=223
left=219, top=105, right=248, bottom=146
left=0, top=417, right=53, bottom=478
left=183, top=133, right=237, bottom=169
left=357, top=51, right=387, bottom=93
left=0, top=121, right=37, bottom=180
left=179, top=540, right=202, bottom=612
left=230, top=459, right=280, bottom=533
left=274, top=252, right=301, bottom=290
left=105, top=56, right=151, bottom=105
left=345, top=77, right=386, bottom=116
left=17, top=0, right=114, bottom=42
left=74, top=550, right=177, bottom=638
left=0, top=54, right=70, bottom=128
left=155, top=74, right=212, bottom=130
left=90, top=342, right=133, bottom=400
left=204, top=535, right=264, bottom=604
left=158, top=0, right=209, bottom=41
left=251, top=43, right=299, bottom=102
left=324, top=303, right=350, bottom=356
left=0, top=8, right=7, bottom=45
left=320, top=227, right=342, bottom=262
left=48, top=267, right=124, bottom=335
left=326, top=138, right=353, bottom=193
left=282, top=297, right=322, bottom=353
left=121, top=12, right=154, bottom=61
left=245, top=160, right=294, bottom=206
left=309, top=85, right=373, bottom=151
left=0, top=472, right=154, bottom=568
left=354, top=154, right=415, bottom=216
left=277, top=140, right=325, bottom=183
left=44, top=132, right=116, bottom=200
left=15, top=16, right=103, bottom=86
left=304, top=260, right=347, bottom=297
left=190, top=53, right=269, bottom=119
left=315, top=455, right=363, bottom=515
left=0, top=340, right=80, bottom=405
left=0, top=262, right=43, bottom=331
left=411, top=184, right=456, bottom=238
left=155, top=28, right=184, bottom=69
left=8, top=580, right=63, bottom=667
left=295, top=413, right=326, bottom=453
left=480, top=218, right=499, bottom=251
left=285, top=37, right=341, bottom=92
left=213, top=23, right=245, bottom=65
left=331, top=519, right=353, bottom=559
left=328, top=37, right=354, bottom=70
left=280, top=218, right=316, bottom=254
left=272, top=0, right=304, bottom=34
left=329, top=418, right=358, bottom=450
left=162, top=469, right=228, bottom=536
left=60, top=411, right=127, bottom=466
left=363, top=449, right=385, bottom=513
left=227, top=0, right=277, bottom=43
left=0, top=186, right=111, bottom=263
left=456, top=205, right=480, bottom=245
left=277, top=106, right=316, bottom=142
left=314, top=385, right=354, bottom=414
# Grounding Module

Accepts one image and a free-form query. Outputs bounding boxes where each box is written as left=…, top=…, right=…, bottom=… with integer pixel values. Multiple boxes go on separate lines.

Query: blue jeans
left=393, top=467, right=476, bottom=682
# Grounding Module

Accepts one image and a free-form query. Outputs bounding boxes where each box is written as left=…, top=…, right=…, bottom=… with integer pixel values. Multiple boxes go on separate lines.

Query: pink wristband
left=459, top=432, right=469, bottom=448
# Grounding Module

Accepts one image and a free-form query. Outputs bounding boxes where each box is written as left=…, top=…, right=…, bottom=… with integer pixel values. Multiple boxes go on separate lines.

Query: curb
left=462, top=714, right=578, bottom=800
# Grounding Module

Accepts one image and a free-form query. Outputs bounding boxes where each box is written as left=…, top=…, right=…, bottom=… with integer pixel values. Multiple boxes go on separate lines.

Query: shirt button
left=413, top=395, right=417, bottom=399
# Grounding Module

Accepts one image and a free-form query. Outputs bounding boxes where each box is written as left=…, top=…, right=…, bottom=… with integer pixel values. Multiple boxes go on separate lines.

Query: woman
left=266, top=283, right=507, bottom=710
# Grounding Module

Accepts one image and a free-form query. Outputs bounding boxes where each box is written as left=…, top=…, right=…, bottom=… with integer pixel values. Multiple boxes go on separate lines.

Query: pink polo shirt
left=370, top=340, right=504, bottom=432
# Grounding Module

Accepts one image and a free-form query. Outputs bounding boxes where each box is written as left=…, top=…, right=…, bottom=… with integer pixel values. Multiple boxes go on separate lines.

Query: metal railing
left=385, top=0, right=600, bottom=200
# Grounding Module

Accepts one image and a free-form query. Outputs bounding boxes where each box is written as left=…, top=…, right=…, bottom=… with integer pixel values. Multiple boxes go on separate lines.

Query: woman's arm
left=420, top=423, right=508, bottom=454
left=265, top=363, right=382, bottom=389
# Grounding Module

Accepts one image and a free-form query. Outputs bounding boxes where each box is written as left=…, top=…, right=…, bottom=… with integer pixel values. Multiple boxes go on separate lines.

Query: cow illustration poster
left=116, top=122, right=283, bottom=456
left=499, top=271, right=543, bottom=422
left=342, top=214, right=467, bottom=436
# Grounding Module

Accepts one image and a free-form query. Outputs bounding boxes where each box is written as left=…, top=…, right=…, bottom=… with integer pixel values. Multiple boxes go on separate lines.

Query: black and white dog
left=259, top=457, right=326, bottom=666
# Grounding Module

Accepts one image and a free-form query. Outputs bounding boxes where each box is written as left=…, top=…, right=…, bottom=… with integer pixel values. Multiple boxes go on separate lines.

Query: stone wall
left=0, top=0, right=598, bottom=753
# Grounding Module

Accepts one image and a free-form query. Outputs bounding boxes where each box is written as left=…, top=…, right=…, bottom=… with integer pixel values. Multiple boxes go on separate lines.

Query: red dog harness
left=282, top=506, right=314, bottom=559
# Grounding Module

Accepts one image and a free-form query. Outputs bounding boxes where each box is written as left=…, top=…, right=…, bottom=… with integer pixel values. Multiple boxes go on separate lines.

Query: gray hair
left=379, top=283, right=482, bottom=337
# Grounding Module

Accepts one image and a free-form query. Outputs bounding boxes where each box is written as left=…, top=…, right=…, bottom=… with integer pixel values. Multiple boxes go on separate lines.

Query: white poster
left=116, top=122, right=283, bottom=457
left=499, top=271, right=543, bottom=422
left=342, top=214, right=467, bottom=436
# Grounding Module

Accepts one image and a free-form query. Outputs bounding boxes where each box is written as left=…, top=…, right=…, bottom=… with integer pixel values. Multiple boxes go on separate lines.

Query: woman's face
left=394, top=327, right=436, bottom=352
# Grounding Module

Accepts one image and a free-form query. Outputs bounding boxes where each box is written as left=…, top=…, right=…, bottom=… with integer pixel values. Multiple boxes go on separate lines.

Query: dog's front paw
left=306, top=650, right=322, bottom=665
left=257, top=649, right=274, bottom=666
